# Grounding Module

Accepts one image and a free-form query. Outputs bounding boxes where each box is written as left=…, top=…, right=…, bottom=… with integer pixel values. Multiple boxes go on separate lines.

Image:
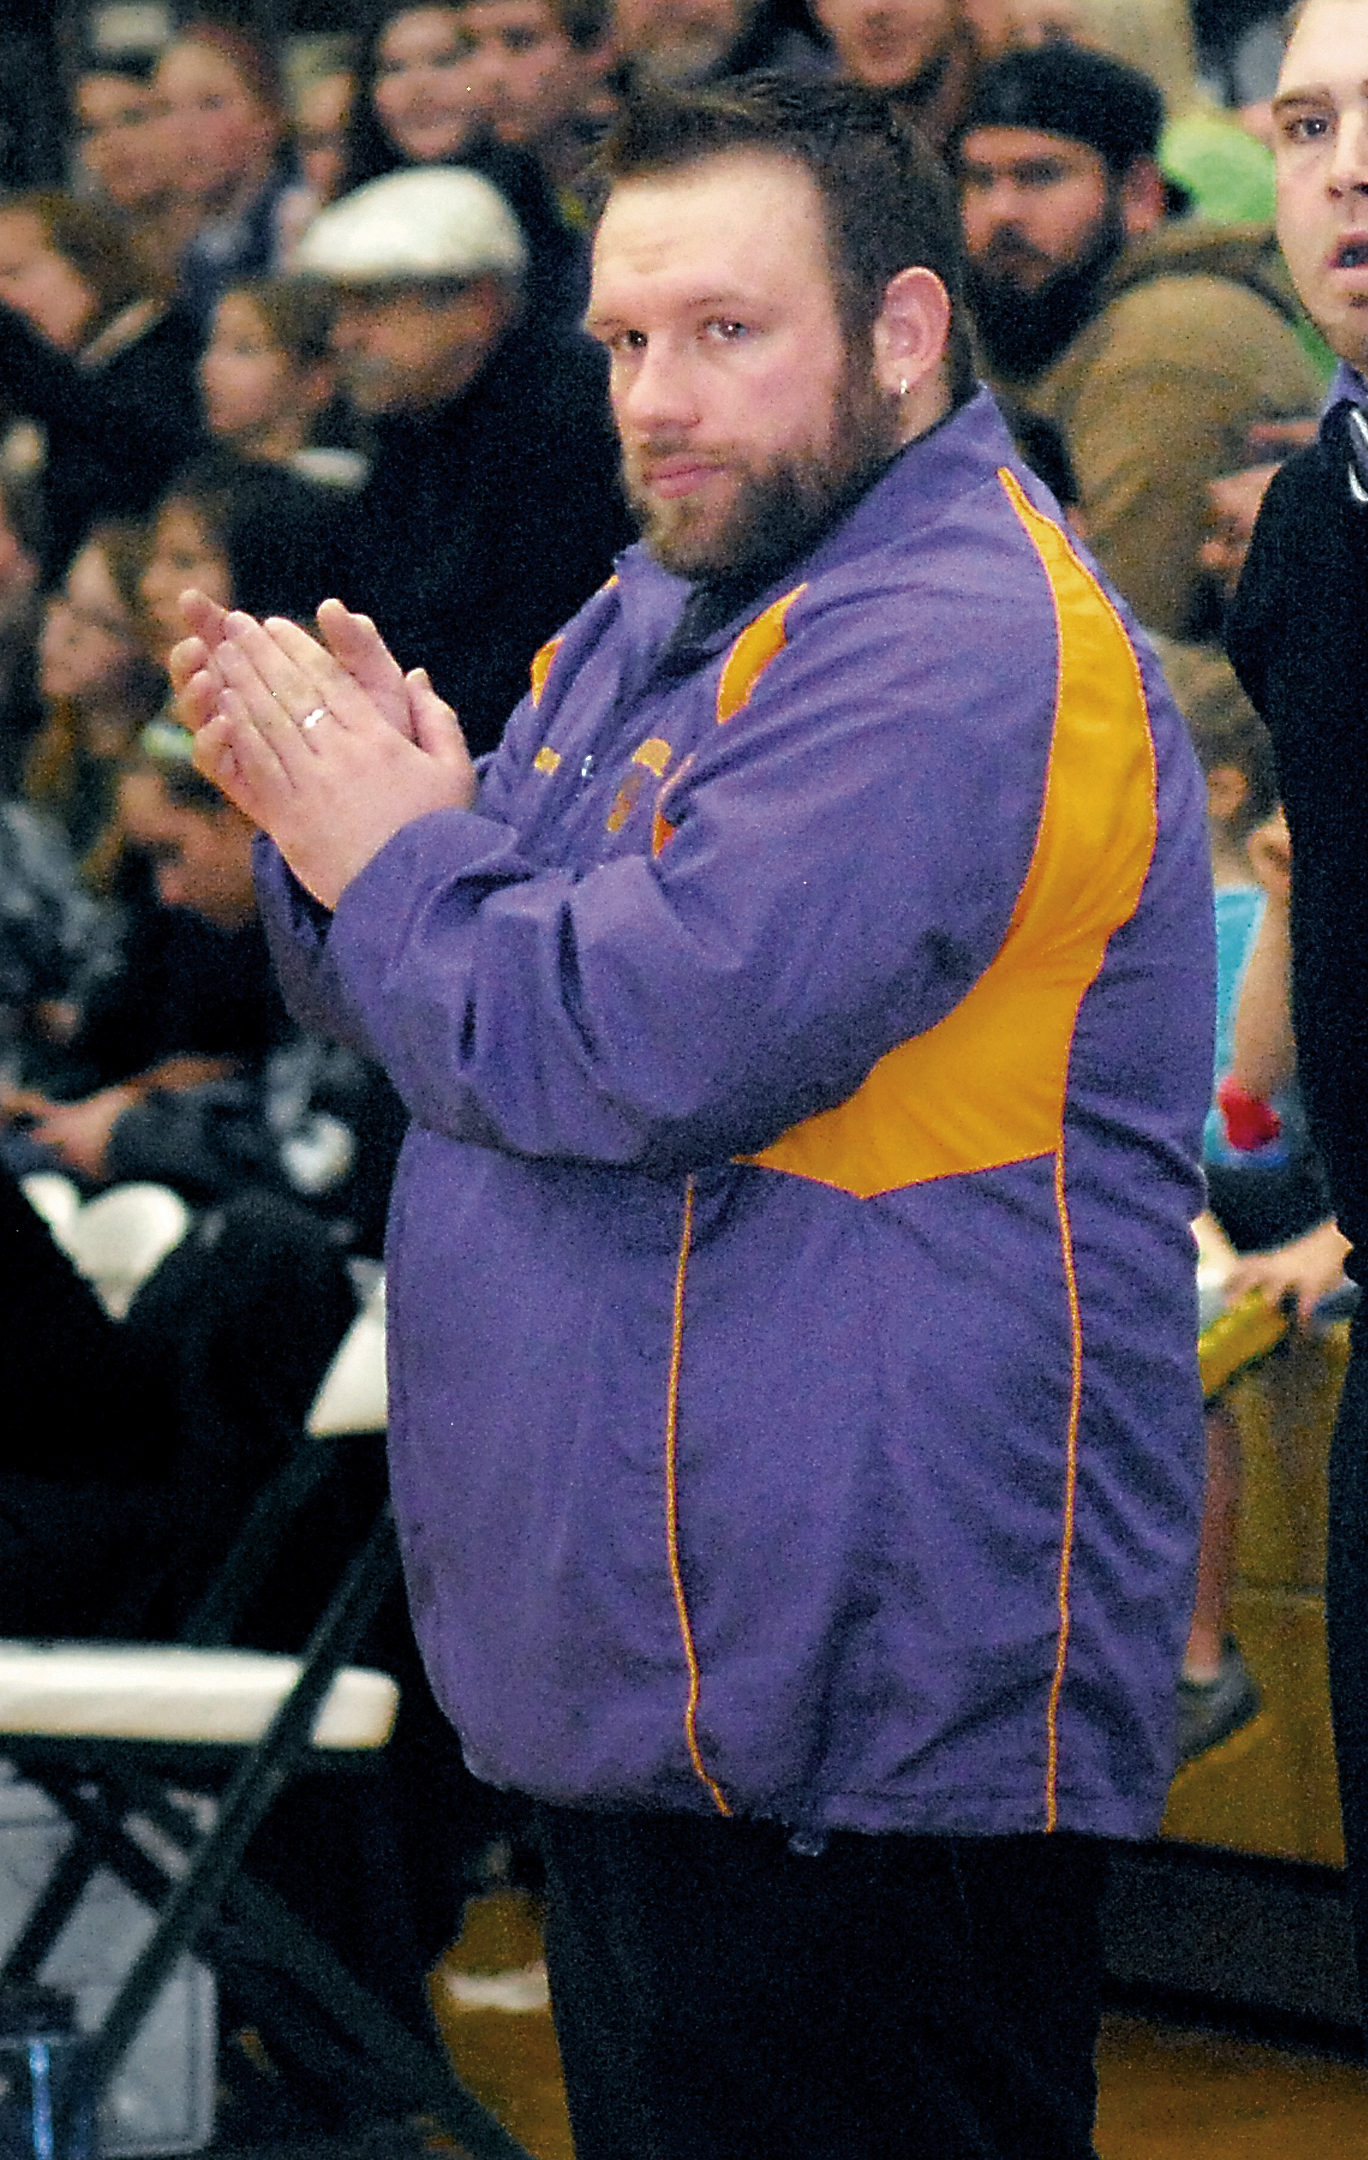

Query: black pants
left=535, top=1807, right=1106, bottom=2160
left=1327, top=1317, right=1368, bottom=2024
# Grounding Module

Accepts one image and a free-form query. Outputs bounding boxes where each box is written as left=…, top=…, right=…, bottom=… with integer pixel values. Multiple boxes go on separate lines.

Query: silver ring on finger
left=299, top=706, right=327, bottom=732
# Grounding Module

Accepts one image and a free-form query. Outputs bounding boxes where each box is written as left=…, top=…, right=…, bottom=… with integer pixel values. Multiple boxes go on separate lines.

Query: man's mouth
left=640, top=457, right=722, bottom=498
left=977, top=233, right=1049, bottom=277
left=1332, top=238, right=1368, bottom=270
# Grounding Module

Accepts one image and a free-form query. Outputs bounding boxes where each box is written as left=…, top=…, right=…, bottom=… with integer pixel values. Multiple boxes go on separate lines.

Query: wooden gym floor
left=431, top=1890, right=1368, bottom=2160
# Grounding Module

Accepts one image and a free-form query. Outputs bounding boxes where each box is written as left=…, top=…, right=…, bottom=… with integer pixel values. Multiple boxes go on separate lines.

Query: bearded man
left=173, top=78, right=1212, bottom=2160
left=956, top=43, right=1320, bottom=636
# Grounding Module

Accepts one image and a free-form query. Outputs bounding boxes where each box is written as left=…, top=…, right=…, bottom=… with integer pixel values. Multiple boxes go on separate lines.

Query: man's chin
left=643, top=523, right=729, bottom=580
left=634, top=490, right=733, bottom=579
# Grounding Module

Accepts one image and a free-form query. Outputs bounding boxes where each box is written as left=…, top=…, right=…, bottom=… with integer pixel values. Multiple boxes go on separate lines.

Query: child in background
left=1169, top=639, right=1336, bottom=1761
left=198, top=278, right=364, bottom=489
left=1220, top=810, right=1352, bottom=1323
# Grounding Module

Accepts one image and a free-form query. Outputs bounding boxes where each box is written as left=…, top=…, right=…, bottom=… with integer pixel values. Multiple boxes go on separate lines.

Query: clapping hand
left=171, top=593, right=478, bottom=909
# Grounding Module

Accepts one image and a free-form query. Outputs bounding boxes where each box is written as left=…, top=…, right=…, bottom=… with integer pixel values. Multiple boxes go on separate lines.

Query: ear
left=871, top=266, right=952, bottom=414
left=466, top=275, right=518, bottom=341
left=1119, top=156, right=1166, bottom=239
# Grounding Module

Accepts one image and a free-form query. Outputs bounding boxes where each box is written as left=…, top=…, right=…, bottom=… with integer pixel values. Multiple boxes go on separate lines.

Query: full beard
left=627, top=367, right=905, bottom=585
left=966, top=196, right=1128, bottom=387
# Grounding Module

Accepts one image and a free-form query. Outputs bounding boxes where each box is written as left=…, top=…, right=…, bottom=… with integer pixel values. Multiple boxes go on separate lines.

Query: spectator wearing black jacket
left=293, top=164, right=632, bottom=757
left=0, top=191, right=207, bottom=580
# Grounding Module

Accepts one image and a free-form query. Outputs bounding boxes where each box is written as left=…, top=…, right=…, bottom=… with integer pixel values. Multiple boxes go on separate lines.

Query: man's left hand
left=193, top=611, right=478, bottom=909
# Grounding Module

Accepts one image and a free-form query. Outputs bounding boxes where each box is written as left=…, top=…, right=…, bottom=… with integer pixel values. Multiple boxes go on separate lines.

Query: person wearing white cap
left=289, top=165, right=631, bottom=755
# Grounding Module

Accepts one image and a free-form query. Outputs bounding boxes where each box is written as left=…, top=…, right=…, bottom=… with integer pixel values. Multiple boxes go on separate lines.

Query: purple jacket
left=260, top=390, right=1214, bottom=1840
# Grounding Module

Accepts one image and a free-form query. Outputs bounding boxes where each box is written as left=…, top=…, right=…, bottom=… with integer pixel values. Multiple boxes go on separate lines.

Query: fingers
left=407, top=669, right=479, bottom=807
left=315, top=599, right=414, bottom=736
left=176, top=663, right=223, bottom=737
left=168, top=633, right=212, bottom=698
left=193, top=683, right=300, bottom=817
left=220, top=609, right=398, bottom=741
left=219, top=610, right=342, bottom=729
left=406, top=668, right=459, bottom=753
left=178, top=588, right=230, bottom=646
left=316, top=599, right=394, bottom=678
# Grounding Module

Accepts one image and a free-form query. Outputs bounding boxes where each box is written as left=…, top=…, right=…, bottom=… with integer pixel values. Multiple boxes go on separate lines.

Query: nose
left=1330, top=107, right=1368, bottom=193
left=981, top=175, right=1030, bottom=224
left=331, top=302, right=366, bottom=353
left=614, top=338, right=699, bottom=436
left=465, top=49, right=503, bottom=95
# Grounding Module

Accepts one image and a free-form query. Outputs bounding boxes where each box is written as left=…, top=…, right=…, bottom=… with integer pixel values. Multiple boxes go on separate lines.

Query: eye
left=1280, top=110, right=1331, bottom=144
left=703, top=318, right=748, bottom=342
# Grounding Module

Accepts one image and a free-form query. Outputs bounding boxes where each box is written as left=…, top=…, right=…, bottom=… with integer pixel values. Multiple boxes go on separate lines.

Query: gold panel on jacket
left=744, top=473, right=1160, bottom=1198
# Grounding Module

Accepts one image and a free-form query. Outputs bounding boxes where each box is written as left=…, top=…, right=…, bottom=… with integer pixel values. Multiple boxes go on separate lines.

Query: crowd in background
left=0, top=0, right=1340, bottom=2127
left=0, top=0, right=1322, bottom=1200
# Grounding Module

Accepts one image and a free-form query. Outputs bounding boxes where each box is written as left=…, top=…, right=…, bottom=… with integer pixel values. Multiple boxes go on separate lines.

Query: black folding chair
left=0, top=1287, right=534, bottom=2160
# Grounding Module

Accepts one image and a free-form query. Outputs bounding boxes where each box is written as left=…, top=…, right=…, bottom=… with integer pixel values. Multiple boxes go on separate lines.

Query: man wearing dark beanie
left=952, top=44, right=1319, bottom=636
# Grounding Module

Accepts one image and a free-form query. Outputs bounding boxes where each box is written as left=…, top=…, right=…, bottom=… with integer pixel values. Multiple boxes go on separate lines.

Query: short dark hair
left=221, top=277, right=336, bottom=371
left=593, top=76, right=976, bottom=407
left=132, top=722, right=234, bottom=818
left=450, top=0, right=610, bottom=49
left=157, top=450, right=342, bottom=623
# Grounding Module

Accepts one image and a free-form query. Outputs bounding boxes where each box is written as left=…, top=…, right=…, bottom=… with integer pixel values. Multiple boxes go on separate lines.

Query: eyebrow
left=583, top=292, right=756, bottom=338
left=1272, top=82, right=1368, bottom=115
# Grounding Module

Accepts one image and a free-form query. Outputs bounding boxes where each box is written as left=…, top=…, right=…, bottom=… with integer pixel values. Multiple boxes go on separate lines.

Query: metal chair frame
left=0, top=1424, right=534, bottom=2160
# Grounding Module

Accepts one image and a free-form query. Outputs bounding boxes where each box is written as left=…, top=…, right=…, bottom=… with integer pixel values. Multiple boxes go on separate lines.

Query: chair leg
left=0, top=1828, right=103, bottom=1983
left=20, top=1774, right=536, bottom=2160
left=218, top=1871, right=537, bottom=2159
left=3, top=1510, right=538, bottom=2160
left=82, top=1509, right=400, bottom=2094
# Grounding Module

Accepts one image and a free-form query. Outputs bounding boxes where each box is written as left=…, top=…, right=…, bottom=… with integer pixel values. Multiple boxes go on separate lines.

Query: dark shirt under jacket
left=337, top=323, right=633, bottom=760
left=1226, top=399, right=1368, bottom=1277
left=0, top=297, right=208, bottom=579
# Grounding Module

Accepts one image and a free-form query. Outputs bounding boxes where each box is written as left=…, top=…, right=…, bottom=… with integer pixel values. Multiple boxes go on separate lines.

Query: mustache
left=973, top=226, right=1053, bottom=276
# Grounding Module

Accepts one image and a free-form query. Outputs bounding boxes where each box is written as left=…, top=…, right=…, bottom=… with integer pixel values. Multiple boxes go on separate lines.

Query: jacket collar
left=609, top=386, right=1015, bottom=666
left=1326, top=358, right=1368, bottom=416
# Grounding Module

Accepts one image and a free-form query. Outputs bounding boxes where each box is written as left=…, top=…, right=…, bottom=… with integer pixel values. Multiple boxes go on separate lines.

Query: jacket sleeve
left=261, top=584, right=1055, bottom=1172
